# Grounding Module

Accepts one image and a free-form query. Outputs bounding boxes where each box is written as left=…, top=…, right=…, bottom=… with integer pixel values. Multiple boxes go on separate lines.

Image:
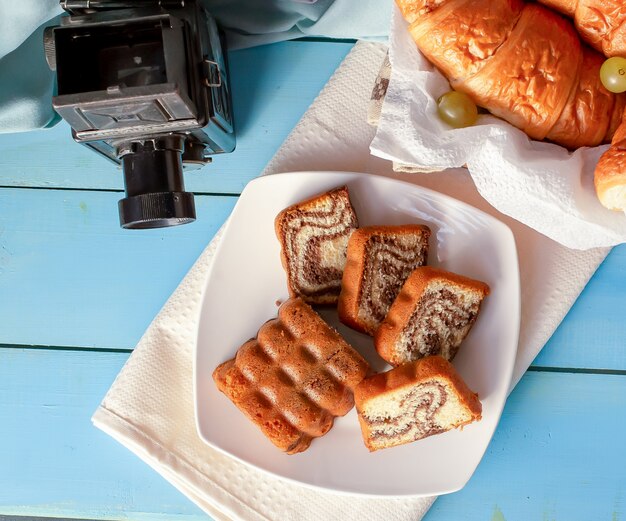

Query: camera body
left=45, top=0, right=235, bottom=228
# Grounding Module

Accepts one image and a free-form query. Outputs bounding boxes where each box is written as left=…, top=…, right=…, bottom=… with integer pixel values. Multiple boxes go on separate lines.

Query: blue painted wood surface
left=0, top=185, right=624, bottom=372
left=0, top=349, right=206, bottom=521
left=1, top=348, right=623, bottom=520
left=0, top=38, right=625, bottom=521
left=425, top=370, right=626, bottom=521
left=0, top=188, right=236, bottom=349
left=533, top=244, right=626, bottom=370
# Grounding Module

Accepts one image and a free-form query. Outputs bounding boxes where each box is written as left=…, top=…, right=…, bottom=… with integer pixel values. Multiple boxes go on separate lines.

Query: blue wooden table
left=1, top=39, right=625, bottom=521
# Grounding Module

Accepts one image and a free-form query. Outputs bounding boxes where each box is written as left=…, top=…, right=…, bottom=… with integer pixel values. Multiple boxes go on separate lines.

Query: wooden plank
left=0, top=517, right=94, bottom=521
left=0, top=41, right=353, bottom=194
left=0, top=517, right=201, bottom=521
left=0, top=185, right=624, bottom=372
left=0, top=188, right=235, bottom=349
left=533, top=243, right=626, bottom=370
left=0, top=349, right=208, bottom=521
left=1, top=347, right=624, bottom=520
left=426, top=368, right=626, bottom=521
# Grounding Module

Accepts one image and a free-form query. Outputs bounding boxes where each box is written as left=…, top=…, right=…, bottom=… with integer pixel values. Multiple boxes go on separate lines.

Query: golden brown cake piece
left=375, top=267, right=489, bottom=366
left=275, top=186, right=358, bottom=305
left=354, top=356, right=482, bottom=451
left=338, top=225, right=431, bottom=336
left=213, top=297, right=369, bottom=454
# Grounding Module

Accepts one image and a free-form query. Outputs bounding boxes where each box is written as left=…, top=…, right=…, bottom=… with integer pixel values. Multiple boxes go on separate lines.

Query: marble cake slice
left=375, top=267, right=489, bottom=366
left=338, top=225, right=431, bottom=335
left=275, top=186, right=358, bottom=305
left=354, top=356, right=482, bottom=451
left=213, top=297, right=369, bottom=454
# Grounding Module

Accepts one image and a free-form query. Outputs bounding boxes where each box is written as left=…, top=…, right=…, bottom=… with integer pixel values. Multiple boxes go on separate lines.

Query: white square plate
left=195, top=171, right=520, bottom=496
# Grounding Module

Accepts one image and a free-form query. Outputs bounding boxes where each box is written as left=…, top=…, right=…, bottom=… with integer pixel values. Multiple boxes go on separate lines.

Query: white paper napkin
left=370, top=7, right=626, bottom=250
left=93, top=41, right=609, bottom=521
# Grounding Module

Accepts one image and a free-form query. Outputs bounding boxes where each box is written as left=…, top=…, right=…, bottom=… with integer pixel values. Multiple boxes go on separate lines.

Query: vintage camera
left=44, top=0, right=235, bottom=228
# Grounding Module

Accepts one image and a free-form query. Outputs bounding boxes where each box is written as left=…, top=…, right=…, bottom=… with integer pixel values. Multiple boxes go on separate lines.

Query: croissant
left=396, top=0, right=625, bottom=149
left=537, top=0, right=626, bottom=57
left=595, top=107, right=626, bottom=210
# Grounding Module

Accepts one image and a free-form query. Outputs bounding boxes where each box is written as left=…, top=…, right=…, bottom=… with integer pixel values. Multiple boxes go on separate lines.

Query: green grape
left=600, top=57, right=626, bottom=94
left=437, top=91, right=478, bottom=128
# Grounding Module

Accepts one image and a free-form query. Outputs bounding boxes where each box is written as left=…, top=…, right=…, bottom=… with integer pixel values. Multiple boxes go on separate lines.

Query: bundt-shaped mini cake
left=213, top=297, right=369, bottom=454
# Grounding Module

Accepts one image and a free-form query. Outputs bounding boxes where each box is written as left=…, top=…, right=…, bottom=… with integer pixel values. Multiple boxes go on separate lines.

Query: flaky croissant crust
left=397, top=0, right=626, bottom=210
left=397, top=0, right=624, bottom=149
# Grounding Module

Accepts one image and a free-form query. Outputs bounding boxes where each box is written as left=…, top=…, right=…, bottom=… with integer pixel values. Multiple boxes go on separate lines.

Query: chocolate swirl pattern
left=398, top=286, right=481, bottom=362
left=354, top=357, right=482, bottom=451
left=213, top=298, right=369, bottom=454
left=359, top=233, right=429, bottom=329
left=375, top=267, right=489, bottom=367
left=364, top=382, right=448, bottom=442
left=338, top=225, right=431, bottom=336
left=276, top=186, right=358, bottom=305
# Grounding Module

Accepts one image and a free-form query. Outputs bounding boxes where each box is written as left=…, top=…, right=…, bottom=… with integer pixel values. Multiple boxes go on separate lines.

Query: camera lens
left=118, top=135, right=196, bottom=229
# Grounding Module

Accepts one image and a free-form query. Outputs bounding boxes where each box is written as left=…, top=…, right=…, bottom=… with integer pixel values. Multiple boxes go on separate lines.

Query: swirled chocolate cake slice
left=375, top=267, right=489, bottom=366
left=213, top=297, right=369, bottom=454
left=338, top=225, right=431, bottom=335
left=275, top=186, right=358, bottom=305
left=354, top=356, right=482, bottom=451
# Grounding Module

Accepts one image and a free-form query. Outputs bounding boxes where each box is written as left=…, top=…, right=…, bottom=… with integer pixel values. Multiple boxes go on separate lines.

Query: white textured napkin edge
left=94, top=407, right=233, bottom=521
left=91, top=40, right=610, bottom=521
left=369, top=6, right=626, bottom=250
left=94, top=389, right=435, bottom=521
left=92, top=226, right=258, bottom=521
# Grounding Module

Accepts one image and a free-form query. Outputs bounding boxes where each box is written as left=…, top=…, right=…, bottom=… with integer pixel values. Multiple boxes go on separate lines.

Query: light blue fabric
left=0, top=1, right=63, bottom=132
left=211, top=0, right=392, bottom=49
left=0, top=0, right=392, bottom=134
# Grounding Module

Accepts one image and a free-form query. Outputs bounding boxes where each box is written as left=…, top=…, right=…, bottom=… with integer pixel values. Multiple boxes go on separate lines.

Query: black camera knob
left=119, top=191, right=195, bottom=229
left=118, top=135, right=196, bottom=229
